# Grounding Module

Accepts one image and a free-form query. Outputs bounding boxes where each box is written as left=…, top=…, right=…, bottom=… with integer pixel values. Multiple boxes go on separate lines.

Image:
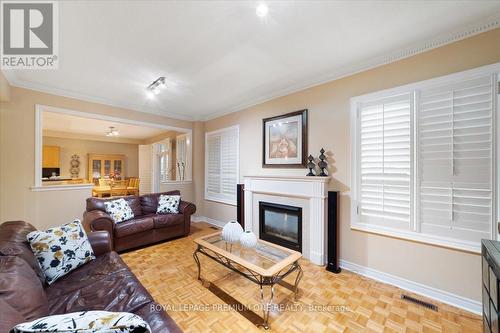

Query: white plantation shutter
left=205, top=126, right=239, bottom=204
left=139, top=145, right=152, bottom=194
left=418, top=75, right=494, bottom=243
left=353, top=65, right=499, bottom=252
left=206, top=135, right=221, bottom=194
left=358, top=93, right=413, bottom=230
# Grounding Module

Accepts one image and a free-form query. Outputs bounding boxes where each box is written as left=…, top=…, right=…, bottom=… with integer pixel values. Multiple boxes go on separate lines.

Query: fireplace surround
left=244, top=175, right=330, bottom=265
left=259, top=201, right=302, bottom=252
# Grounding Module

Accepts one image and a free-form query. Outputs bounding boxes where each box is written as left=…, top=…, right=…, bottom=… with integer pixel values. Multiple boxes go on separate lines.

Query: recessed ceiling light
left=256, top=3, right=268, bottom=17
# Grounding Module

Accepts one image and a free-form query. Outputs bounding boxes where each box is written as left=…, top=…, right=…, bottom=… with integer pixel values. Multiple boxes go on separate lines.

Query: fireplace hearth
left=259, top=201, right=302, bottom=252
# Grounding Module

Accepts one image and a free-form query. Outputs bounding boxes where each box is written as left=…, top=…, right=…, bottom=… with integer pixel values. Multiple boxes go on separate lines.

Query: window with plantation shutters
left=418, top=75, right=494, bottom=244
left=205, top=126, right=239, bottom=205
left=352, top=64, right=499, bottom=252
left=357, top=93, right=413, bottom=230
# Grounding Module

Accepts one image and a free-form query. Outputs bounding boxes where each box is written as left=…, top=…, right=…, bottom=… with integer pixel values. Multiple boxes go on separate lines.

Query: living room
left=1, top=1, right=500, bottom=332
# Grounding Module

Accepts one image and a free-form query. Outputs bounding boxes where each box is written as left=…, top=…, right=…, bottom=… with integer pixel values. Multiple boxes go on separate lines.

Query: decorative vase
left=222, top=220, right=243, bottom=243
left=239, top=230, right=257, bottom=248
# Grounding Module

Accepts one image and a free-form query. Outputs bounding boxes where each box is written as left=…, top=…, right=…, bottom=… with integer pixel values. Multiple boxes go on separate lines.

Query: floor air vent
left=401, top=294, right=438, bottom=311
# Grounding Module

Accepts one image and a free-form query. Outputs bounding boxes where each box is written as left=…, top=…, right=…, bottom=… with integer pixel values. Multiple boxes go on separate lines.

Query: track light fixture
left=146, top=77, right=166, bottom=98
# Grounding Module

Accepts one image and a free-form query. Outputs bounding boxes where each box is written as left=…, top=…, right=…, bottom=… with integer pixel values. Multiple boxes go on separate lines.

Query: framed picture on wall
left=262, top=109, right=308, bottom=168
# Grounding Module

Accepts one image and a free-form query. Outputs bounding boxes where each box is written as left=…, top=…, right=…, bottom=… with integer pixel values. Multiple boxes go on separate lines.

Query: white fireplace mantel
left=243, top=175, right=331, bottom=265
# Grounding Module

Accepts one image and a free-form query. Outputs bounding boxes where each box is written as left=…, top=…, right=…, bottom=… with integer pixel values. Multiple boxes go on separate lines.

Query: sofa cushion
left=87, top=196, right=143, bottom=217
left=140, top=191, right=180, bottom=215
left=153, top=214, right=184, bottom=229
left=114, top=217, right=154, bottom=238
left=0, top=221, right=45, bottom=284
left=0, top=299, right=25, bottom=333
left=0, top=256, right=49, bottom=321
left=46, top=253, right=153, bottom=315
left=10, top=311, right=151, bottom=333
left=44, top=252, right=129, bottom=299
left=27, top=220, right=95, bottom=285
left=104, top=198, right=135, bottom=223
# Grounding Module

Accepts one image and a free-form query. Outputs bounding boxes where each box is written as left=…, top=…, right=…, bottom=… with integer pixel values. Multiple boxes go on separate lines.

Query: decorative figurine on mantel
left=318, top=148, right=328, bottom=176
left=306, top=154, right=316, bottom=176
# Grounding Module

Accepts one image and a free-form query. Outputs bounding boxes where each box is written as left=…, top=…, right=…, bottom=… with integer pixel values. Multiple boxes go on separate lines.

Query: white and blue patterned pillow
left=27, top=220, right=95, bottom=285
left=104, top=198, right=134, bottom=223
left=10, top=310, right=151, bottom=332
left=157, top=195, right=181, bottom=214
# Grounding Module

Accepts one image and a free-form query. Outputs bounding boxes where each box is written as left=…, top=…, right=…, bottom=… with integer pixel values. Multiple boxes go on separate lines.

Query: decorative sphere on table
left=222, top=220, right=243, bottom=243
left=239, top=230, right=257, bottom=248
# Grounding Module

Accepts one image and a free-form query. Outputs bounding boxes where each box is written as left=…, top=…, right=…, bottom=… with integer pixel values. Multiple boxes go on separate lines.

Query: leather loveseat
left=0, top=220, right=181, bottom=333
left=83, top=191, right=196, bottom=252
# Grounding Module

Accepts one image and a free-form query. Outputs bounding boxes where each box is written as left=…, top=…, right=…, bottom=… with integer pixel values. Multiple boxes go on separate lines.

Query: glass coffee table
left=193, top=231, right=303, bottom=330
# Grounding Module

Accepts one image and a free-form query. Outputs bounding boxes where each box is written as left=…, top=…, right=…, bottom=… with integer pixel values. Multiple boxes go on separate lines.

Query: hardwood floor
left=121, top=222, right=481, bottom=333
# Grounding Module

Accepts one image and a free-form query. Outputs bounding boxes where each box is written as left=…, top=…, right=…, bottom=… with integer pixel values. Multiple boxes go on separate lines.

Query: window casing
left=351, top=64, right=499, bottom=252
left=205, top=126, right=239, bottom=205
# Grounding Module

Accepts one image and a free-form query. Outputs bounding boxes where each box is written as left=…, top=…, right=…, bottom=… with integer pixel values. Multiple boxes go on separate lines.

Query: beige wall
left=0, top=71, right=10, bottom=102
left=0, top=86, right=193, bottom=230
left=43, top=136, right=139, bottom=179
left=196, top=28, right=500, bottom=302
left=160, top=182, right=194, bottom=204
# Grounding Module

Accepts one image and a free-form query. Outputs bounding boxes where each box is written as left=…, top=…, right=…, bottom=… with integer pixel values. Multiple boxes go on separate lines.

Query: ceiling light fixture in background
left=106, top=126, right=119, bottom=137
left=256, top=3, right=269, bottom=17
left=146, top=76, right=166, bottom=98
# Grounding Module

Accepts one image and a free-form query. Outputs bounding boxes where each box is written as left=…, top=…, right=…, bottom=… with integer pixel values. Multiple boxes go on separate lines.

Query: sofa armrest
left=87, top=231, right=112, bottom=256
left=179, top=201, right=196, bottom=216
left=179, top=201, right=196, bottom=236
left=83, top=210, right=114, bottom=237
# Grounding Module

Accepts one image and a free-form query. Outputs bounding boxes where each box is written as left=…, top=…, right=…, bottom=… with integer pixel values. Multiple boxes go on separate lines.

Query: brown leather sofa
left=83, top=191, right=196, bottom=252
left=0, top=220, right=181, bottom=333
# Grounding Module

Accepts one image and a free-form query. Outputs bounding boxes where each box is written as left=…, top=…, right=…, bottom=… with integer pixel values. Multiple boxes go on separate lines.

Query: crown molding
left=3, top=14, right=499, bottom=123
left=1, top=71, right=196, bottom=122
left=200, top=14, right=500, bottom=121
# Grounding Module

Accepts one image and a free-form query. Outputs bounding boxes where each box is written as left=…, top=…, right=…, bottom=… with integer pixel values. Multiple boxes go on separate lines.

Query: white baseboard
left=339, top=259, right=481, bottom=315
left=191, top=215, right=225, bottom=228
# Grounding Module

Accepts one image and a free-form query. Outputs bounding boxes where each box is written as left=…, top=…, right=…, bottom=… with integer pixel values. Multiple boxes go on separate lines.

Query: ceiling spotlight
left=146, top=76, right=166, bottom=98
left=106, top=126, right=119, bottom=137
left=256, top=3, right=268, bottom=17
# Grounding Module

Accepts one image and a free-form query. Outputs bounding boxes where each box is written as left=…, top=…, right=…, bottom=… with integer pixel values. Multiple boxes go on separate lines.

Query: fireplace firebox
left=259, top=201, right=302, bottom=252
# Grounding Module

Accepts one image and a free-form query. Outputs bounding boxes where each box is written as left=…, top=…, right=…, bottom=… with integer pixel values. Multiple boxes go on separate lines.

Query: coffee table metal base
left=193, top=244, right=303, bottom=330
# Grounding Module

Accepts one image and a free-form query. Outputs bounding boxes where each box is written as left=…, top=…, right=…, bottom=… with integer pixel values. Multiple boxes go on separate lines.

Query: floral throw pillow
left=157, top=195, right=181, bottom=214
left=27, top=220, right=95, bottom=285
left=104, top=198, right=134, bottom=223
left=10, top=310, right=151, bottom=333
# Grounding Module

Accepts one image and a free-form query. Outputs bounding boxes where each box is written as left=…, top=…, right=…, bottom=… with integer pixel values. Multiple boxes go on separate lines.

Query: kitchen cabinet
left=42, top=145, right=60, bottom=168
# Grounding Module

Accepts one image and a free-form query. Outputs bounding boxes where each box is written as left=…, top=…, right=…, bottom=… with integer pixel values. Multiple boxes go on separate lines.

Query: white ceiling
left=42, top=111, right=166, bottom=140
left=4, top=1, right=500, bottom=121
